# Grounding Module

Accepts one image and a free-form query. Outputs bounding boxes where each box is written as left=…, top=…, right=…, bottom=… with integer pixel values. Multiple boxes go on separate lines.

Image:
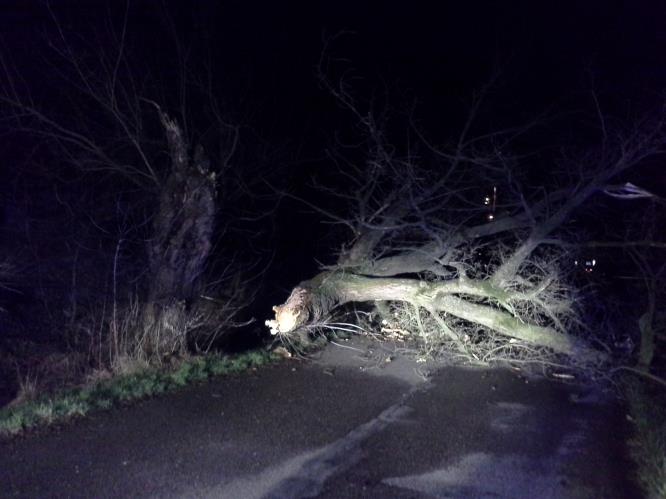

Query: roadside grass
left=624, top=378, right=666, bottom=499
left=0, top=350, right=278, bottom=438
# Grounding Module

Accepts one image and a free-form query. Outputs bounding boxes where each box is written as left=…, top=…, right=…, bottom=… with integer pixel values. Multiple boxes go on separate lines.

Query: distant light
left=592, top=259, right=596, bottom=266
left=574, top=260, right=578, bottom=266
left=487, top=214, right=494, bottom=221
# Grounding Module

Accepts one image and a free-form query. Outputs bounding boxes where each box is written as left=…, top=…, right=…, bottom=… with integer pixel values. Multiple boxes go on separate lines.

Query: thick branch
left=349, top=214, right=535, bottom=277
left=267, top=272, right=603, bottom=362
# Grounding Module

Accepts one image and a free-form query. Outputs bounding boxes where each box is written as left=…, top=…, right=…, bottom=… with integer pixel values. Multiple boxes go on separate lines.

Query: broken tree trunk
left=266, top=271, right=605, bottom=364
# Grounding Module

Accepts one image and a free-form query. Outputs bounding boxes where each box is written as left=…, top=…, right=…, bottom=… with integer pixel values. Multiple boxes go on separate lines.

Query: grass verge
left=624, top=377, right=666, bottom=499
left=0, top=349, right=278, bottom=438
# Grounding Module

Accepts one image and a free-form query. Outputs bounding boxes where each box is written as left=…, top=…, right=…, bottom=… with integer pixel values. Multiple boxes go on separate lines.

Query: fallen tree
left=267, top=71, right=666, bottom=368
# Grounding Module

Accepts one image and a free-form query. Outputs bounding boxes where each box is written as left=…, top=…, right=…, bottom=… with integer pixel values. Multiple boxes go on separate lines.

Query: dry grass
left=69, top=289, right=248, bottom=373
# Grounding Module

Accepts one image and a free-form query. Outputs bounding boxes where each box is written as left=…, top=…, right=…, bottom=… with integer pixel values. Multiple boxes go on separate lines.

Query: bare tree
left=0, top=5, right=247, bottom=366
left=267, top=67, right=666, bottom=369
left=581, top=196, right=666, bottom=372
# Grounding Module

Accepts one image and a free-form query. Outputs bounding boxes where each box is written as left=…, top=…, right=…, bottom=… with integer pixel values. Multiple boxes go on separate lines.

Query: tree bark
left=142, top=111, right=217, bottom=358
left=148, top=112, right=216, bottom=300
left=266, top=271, right=605, bottom=363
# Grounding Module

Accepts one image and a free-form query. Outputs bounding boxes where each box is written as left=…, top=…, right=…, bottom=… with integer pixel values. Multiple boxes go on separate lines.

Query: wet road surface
left=0, top=337, right=640, bottom=498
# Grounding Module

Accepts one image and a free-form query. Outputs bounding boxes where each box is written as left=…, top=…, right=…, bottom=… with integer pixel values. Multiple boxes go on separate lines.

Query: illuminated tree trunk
left=266, top=271, right=604, bottom=363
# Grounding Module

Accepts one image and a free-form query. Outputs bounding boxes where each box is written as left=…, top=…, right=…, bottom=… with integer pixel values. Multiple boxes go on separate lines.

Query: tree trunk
left=637, top=288, right=656, bottom=370
left=267, top=271, right=605, bottom=364
left=142, top=111, right=217, bottom=359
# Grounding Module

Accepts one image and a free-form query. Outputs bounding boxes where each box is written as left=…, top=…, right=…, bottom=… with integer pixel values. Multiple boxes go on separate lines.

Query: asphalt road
left=0, top=337, right=640, bottom=498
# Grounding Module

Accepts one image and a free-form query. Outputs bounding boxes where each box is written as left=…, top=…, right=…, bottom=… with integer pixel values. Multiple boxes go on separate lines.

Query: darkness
left=0, top=0, right=665, bottom=356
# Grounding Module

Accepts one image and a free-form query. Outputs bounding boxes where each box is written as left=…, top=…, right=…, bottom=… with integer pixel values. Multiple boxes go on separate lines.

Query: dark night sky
left=6, top=2, right=664, bottom=125
left=1, top=0, right=666, bottom=297
left=3, top=1, right=666, bottom=150
left=208, top=0, right=666, bottom=160
left=189, top=1, right=666, bottom=198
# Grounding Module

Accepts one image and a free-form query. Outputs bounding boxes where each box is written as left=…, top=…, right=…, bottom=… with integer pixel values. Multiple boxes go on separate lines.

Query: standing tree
left=577, top=193, right=666, bottom=374
left=0, top=5, right=250, bottom=367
